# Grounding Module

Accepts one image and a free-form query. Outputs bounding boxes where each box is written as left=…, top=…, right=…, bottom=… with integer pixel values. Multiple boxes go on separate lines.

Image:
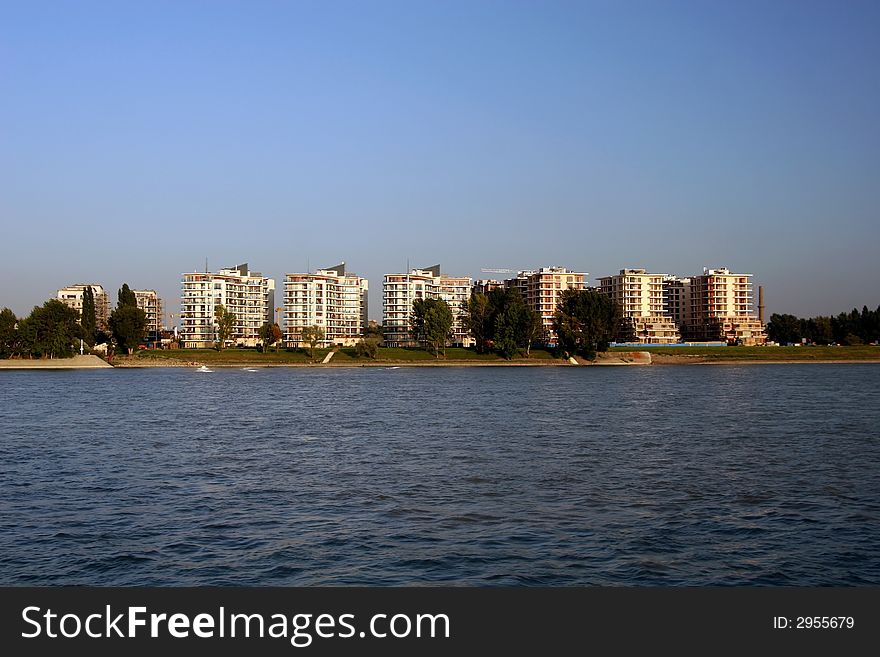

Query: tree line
left=400, top=287, right=621, bottom=360
left=0, top=284, right=147, bottom=359
left=465, top=288, right=543, bottom=358
left=766, top=306, right=880, bottom=345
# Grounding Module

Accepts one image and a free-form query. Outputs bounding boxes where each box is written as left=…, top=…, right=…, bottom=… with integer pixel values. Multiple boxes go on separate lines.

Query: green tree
left=766, top=313, right=801, bottom=344
left=109, top=313, right=146, bottom=355
left=0, top=307, right=18, bottom=358
left=520, top=307, right=543, bottom=357
left=19, top=300, right=82, bottom=358
left=806, top=316, right=833, bottom=345
left=355, top=335, right=380, bottom=359
left=412, top=298, right=453, bottom=357
left=467, top=288, right=542, bottom=359
left=259, top=321, right=283, bottom=352
left=761, top=307, right=880, bottom=346
left=214, top=304, right=235, bottom=350
left=553, top=288, right=621, bottom=360
left=465, top=293, right=493, bottom=353
left=492, top=288, right=544, bottom=359
left=109, top=283, right=147, bottom=354
left=301, top=324, right=325, bottom=361
left=831, top=308, right=870, bottom=344
left=81, top=286, right=97, bottom=346
left=109, top=306, right=147, bottom=354
left=118, top=283, right=137, bottom=308
left=410, top=298, right=428, bottom=346
left=844, top=332, right=863, bottom=346
left=493, top=303, right=521, bottom=359
left=365, top=321, right=384, bottom=340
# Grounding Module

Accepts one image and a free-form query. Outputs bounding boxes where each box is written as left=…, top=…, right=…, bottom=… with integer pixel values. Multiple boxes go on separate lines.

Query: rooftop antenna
left=307, top=257, right=310, bottom=274
left=205, top=257, right=208, bottom=274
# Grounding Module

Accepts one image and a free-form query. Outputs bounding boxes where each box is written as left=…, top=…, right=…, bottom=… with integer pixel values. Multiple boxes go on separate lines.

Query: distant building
left=597, top=269, right=680, bottom=344
left=677, top=267, right=766, bottom=345
left=471, top=279, right=504, bottom=296
left=383, top=265, right=473, bottom=347
left=504, top=267, right=587, bottom=343
left=179, top=263, right=275, bottom=348
left=57, top=284, right=110, bottom=331
left=133, top=289, right=163, bottom=340
left=439, top=274, right=472, bottom=347
left=663, top=275, right=691, bottom=329
left=283, top=263, right=368, bottom=347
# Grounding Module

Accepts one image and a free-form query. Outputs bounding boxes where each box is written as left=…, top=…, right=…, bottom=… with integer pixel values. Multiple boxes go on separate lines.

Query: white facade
left=179, top=263, right=275, bottom=348
left=382, top=265, right=473, bottom=347
left=598, top=269, right=680, bottom=343
left=439, top=275, right=472, bottom=347
left=283, top=263, right=368, bottom=347
left=682, top=267, right=766, bottom=345
left=57, top=283, right=110, bottom=331
left=505, top=267, right=587, bottom=343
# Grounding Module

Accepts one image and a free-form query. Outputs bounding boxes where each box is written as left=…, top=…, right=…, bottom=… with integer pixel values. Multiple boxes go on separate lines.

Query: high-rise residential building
left=57, top=284, right=110, bottom=331
left=133, top=289, right=163, bottom=340
left=504, top=270, right=531, bottom=301
left=383, top=267, right=437, bottom=347
left=179, top=263, right=275, bottom=348
left=283, top=263, right=368, bottom=347
left=597, top=269, right=680, bottom=344
left=438, top=274, right=473, bottom=347
left=472, top=279, right=504, bottom=296
left=382, top=265, right=473, bottom=347
left=504, top=267, right=587, bottom=343
left=663, top=275, right=691, bottom=329
left=678, top=267, right=766, bottom=345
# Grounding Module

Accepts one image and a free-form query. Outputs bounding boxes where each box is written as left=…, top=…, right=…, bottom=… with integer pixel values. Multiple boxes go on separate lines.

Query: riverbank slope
left=0, top=355, right=112, bottom=369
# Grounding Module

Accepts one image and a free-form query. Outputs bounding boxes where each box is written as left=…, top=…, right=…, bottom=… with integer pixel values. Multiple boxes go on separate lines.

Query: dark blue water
left=1, top=365, right=878, bottom=585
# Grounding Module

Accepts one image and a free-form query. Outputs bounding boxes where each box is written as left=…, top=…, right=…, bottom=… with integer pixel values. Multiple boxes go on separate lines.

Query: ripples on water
left=1, top=365, right=878, bottom=585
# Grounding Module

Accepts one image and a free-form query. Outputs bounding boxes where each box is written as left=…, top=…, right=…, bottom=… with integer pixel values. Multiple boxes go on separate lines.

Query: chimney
left=758, top=286, right=765, bottom=324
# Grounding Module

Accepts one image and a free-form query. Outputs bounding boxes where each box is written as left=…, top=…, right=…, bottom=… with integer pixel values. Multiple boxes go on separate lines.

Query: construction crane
left=481, top=268, right=515, bottom=274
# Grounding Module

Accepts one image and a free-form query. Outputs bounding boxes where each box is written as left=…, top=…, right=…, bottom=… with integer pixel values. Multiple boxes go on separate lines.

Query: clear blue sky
left=2, top=0, right=878, bottom=321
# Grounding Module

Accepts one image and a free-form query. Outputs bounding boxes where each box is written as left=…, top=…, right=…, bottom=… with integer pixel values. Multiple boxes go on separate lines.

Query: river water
left=1, top=365, right=878, bottom=585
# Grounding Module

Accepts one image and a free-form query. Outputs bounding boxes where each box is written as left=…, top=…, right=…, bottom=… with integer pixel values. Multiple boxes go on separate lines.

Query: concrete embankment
left=586, top=351, right=653, bottom=366
left=112, top=356, right=204, bottom=368
left=0, top=355, right=112, bottom=369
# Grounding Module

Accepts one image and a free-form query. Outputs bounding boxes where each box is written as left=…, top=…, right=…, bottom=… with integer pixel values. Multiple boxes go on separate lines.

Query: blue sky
left=1, top=0, right=878, bottom=321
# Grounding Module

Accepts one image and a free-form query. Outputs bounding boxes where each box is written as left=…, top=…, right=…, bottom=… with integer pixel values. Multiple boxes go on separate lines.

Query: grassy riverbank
left=611, top=345, right=880, bottom=363
left=118, top=347, right=563, bottom=367
left=107, top=344, right=880, bottom=367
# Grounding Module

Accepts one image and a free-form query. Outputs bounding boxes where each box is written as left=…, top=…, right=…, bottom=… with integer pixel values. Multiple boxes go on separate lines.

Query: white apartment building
left=597, top=269, right=680, bottom=344
left=283, top=263, right=368, bottom=347
left=57, top=284, right=110, bottom=331
left=505, top=267, right=587, bottom=343
left=133, top=289, right=163, bottom=339
left=675, top=267, right=766, bottom=345
left=179, top=263, right=275, bottom=348
left=382, top=265, right=473, bottom=347
left=439, top=275, right=473, bottom=347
